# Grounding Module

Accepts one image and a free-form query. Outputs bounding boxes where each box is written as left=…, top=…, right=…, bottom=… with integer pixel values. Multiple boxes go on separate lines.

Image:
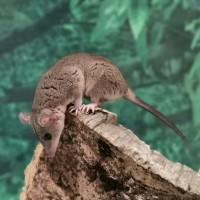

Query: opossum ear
left=39, top=109, right=59, bottom=127
left=19, top=112, right=32, bottom=125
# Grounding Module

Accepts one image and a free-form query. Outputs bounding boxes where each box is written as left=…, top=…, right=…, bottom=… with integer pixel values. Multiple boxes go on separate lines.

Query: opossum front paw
left=78, top=103, right=99, bottom=114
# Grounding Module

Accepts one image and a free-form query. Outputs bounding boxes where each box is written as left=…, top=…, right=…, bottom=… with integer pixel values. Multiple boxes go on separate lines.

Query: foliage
left=0, top=0, right=200, bottom=199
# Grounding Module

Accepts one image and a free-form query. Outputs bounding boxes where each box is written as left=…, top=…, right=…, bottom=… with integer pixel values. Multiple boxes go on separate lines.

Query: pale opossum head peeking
left=19, top=109, right=65, bottom=159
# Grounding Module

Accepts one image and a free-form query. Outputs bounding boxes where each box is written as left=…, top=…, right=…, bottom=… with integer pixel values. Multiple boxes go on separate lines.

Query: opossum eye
left=43, top=133, right=52, bottom=140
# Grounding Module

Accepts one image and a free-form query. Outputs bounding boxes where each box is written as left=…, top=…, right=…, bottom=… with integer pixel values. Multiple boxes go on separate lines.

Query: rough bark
left=20, top=110, right=200, bottom=200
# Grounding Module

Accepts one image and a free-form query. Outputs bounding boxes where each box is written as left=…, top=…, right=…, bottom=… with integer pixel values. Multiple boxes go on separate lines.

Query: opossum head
left=19, top=108, right=65, bottom=159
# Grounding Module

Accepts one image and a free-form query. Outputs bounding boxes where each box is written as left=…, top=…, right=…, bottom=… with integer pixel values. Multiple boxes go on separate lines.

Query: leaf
left=69, top=0, right=82, bottom=20
left=63, top=24, right=76, bottom=32
left=187, top=52, right=200, bottom=81
left=134, top=25, right=148, bottom=65
left=151, top=22, right=165, bottom=46
left=91, top=0, right=130, bottom=41
left=182, top=0, right=190, bottom=9
left=70, top=0, right=80, bottom=10
left=128, top=0, right=149, bottom=40
left=185, top=52, right=200, bottom=127
left=151, top=0, right=160, bottom=6
left=191, top=28, right=200, bottom=49
left=170, top=58, right=181, bottom=74
left=13, top=11, right=32, bottom=26
left=185, top=19, right=200, bottom=32
left=185, top=19, right=200, bottom=49
left=163, top=0, right=179, bottom=20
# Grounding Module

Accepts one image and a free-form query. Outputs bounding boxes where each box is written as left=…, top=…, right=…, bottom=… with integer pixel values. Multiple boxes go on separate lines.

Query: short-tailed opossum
left=19, top=53, right=189, bottom=159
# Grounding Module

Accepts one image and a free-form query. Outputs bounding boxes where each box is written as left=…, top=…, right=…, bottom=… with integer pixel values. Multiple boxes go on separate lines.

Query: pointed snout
left=44, top=147, right=57, bottom=160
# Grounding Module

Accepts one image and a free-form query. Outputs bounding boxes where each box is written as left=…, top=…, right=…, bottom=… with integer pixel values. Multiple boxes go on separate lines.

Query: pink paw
left=79, top=103, right=99, bottom=114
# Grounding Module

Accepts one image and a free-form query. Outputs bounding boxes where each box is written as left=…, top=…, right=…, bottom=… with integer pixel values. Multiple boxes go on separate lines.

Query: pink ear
left=39, top=110, right=59, bottom=127
left=39, top=113, right=51, bottom=127
left=19, top=112, right=31, bottom=125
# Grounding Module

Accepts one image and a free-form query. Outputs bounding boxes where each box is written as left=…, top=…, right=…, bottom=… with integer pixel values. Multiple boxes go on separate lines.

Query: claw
left=79, top=103, right=99, bottom=114
left=68, top=103, right=100, bottom=115
left=68, top=105, right=79, bottom=115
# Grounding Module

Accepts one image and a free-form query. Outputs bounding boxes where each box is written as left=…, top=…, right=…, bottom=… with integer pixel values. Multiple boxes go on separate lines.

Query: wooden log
left=20, top=110, right=200, bottom=200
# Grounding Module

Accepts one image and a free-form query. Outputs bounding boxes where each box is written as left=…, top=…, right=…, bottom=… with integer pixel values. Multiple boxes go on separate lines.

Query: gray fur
left=19, top=53, right=189, bottom=159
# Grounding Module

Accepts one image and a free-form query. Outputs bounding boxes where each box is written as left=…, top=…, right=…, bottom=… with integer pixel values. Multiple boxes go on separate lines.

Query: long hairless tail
left=124, top=88, right=190, bottom=148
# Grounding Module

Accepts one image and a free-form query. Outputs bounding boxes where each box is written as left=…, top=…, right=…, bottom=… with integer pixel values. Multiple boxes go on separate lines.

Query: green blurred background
left=0, top=0, right=200, bottom=199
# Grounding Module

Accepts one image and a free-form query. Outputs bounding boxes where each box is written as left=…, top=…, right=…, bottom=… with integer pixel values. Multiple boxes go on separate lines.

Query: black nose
left=43, top=133, right=52, bottom=140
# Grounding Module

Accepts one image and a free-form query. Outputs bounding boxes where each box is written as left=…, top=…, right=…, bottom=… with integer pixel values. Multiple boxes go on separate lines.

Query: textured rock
left=20, top=110, right=200, bottom=200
